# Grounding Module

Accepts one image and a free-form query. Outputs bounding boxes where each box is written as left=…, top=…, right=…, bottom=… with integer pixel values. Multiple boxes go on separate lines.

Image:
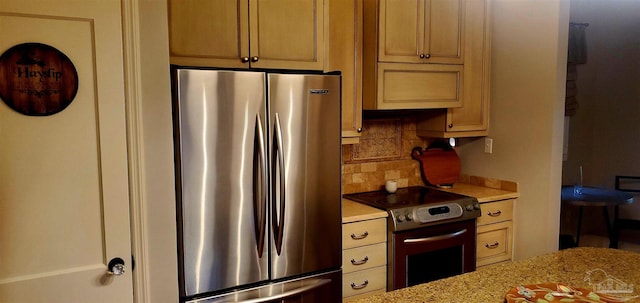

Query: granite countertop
left=438, top=175, right=520, bottom=203
left=342, top=199, right=387, bottom=223
left=440, top=182, right=519, bottom=203
left=348, top=247, right=640, bottom=303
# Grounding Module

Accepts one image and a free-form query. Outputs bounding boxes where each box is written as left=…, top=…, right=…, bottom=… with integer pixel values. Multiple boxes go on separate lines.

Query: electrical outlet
left=484, top=138, right=493, bottom=154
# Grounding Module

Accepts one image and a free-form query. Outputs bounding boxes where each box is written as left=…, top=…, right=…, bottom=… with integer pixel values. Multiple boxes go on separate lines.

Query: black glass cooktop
left=343, top=186, right=473, bottom=210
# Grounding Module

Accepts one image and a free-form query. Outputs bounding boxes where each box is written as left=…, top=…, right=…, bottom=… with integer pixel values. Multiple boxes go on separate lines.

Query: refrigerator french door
left=172, top=68, right=342, bottom=302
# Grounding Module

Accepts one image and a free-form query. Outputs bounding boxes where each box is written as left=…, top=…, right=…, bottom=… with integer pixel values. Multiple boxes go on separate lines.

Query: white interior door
left=0, top=1, right=133, bottom=302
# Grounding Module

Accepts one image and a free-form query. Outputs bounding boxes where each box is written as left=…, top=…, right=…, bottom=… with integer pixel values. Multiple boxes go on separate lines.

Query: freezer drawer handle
left=350, top=231, right=369, bottom=240
left=230, top=279, right=332, bottom=303
left=350, top=256, right=369, bottom=266
left=485, top=241, right=500, bottom=249
left=350, top=280, right=369, bottom=290
left=403, top=229, right=467, bottom=244
left=487, top=210, right=502, bottom=217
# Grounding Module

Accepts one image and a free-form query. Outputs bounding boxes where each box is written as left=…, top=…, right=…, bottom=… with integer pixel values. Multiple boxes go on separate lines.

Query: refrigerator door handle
left=227, top=279, right=332, bottom=303
left=253, top=114, right=267, bottom=258
left=271, top=113, right=286, bottom=255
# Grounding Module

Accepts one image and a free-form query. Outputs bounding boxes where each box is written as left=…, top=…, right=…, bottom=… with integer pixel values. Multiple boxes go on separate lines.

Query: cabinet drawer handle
left=350, top=231, right=369, bottom=240
left=487, top=210, right=502, bottom=217
left=485, top=241, right=500, bottom=249
left=350, top=280, right=369, bottom=290
left=350, top=256, right=369, bottom=266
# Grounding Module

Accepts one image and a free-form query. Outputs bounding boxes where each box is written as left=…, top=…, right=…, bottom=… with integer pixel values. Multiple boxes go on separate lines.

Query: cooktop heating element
left=344, top=186, right=481, bottom=231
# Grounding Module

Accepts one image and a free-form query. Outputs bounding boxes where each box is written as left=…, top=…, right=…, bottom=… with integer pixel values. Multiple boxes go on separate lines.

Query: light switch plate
left=484, top=137, right=493, bottom=154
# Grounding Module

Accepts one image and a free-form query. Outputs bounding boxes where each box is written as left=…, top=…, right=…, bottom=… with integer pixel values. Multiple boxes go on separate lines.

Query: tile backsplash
left=342, top=114, right=432, bottom=194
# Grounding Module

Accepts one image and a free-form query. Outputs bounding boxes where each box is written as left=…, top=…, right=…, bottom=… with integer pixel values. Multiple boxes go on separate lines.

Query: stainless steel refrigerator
left=171, top=68, right=342, bottom=303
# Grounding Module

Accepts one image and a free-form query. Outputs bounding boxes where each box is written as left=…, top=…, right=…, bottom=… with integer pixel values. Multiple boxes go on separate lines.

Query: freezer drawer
left=186, top=270, right=342, bottom=303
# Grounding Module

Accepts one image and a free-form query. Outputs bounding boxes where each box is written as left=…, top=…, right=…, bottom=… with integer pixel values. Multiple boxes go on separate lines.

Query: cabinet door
left=328, top=0, right=363, bottom=142
left=447, top=0, right=489, bottom=132
left=376, top=63, right=463, bottom=109
left=378, top=0, right=424, bottom=63
left=169, top=0, right=250, bottom=68
left=249, top=0, right=324, bottom=70
left=378, top=0, right=463, bottom=64
left=415, top=0, right=490, bottom=138
left=477, top=221, right=513, bottom=267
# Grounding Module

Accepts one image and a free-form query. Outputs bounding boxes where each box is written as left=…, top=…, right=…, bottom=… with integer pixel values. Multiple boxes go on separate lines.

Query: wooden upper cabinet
left=328, top=0, right=364, bottom=143
left=169, top=0, right=324, bottom=70
left=416, top=0, right=491, bottom=137
left=378, top=0, right=463, bottom=64
left=169, top=0, right=249, bottom=68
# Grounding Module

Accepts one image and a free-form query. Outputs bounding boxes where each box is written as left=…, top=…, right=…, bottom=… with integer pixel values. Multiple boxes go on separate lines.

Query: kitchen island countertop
left=348, top=247, right=640, bottom=303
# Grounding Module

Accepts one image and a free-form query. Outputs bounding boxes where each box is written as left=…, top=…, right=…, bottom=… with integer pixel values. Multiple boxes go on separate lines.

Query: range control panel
left=390, top=199, right=481, bottom=231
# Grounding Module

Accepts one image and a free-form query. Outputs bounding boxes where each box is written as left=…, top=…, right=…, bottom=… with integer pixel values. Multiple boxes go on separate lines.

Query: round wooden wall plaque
left=0, top=43, right=79, bottom=116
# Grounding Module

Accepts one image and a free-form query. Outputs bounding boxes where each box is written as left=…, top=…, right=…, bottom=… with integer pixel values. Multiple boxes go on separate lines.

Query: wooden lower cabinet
left=343, top=267, right=387, bottom=300
left=342, top=218, right=387, bottom=301
left=476, top=199, right=514, bottom=267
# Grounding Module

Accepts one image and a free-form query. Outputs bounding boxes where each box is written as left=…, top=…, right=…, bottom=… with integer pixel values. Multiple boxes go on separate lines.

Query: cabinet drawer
left=376, top=63, right=463, bottom=110
left=477, top=199, right=514, bottom=226
left=476, top=221, right=513, bottom=267
left=343, top=242, right=386, bottom=274
left=343, top=288, right=386, bottom=302
left=343, top=218, right=387, bottom=249
left=342, top=266, right=387, bottom=298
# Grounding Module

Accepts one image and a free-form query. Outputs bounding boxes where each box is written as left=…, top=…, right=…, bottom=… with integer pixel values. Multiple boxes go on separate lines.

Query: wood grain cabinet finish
left=378, top=0, right=463, bottom=64
left=342, top=218, right=387, bottom=301
left=476, top=199, right=514, bottom=267
left=168, top=0, right=324, bottom=70
left=416, top=0, right=491, bottom=138
left=363, top=0, right=472, bottom=110
left=328, top=0, right=364, bottom=143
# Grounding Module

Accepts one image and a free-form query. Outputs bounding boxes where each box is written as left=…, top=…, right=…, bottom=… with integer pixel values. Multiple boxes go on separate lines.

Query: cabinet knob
left=424, top=53, right=431, bottom=59
left=419, top=54, right=425, bottom=59
left=241, top=57, right=250, bottom=63
left=448, top=123, right=454, bottom=128
left=357, top=127, right=363, bottom=133
left=251, top=56, right=259, bottom=62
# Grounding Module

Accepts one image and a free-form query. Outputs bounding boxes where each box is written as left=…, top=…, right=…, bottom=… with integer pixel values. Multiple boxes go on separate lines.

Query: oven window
left=406, top=245, right=463, bottom=287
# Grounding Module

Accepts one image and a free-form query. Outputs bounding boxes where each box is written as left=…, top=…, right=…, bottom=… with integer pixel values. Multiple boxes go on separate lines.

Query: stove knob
left=397, top=214, right=406, bottom=222
left=406, top=213, right=413, bottom=221
left=465, top=204, right=474, bottom=211
left=473, top=203, right=481, bottom=210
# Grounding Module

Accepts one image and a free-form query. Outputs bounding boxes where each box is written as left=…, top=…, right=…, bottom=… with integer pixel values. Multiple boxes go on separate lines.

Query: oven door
left=389, top=219, right=476, bottom=290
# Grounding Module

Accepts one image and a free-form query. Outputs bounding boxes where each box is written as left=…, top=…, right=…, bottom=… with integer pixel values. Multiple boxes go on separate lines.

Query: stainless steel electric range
left=344, top=186, right=481, bottom=291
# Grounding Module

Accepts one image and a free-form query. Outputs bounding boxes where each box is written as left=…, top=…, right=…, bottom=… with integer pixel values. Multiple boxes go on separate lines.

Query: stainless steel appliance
left=172, top=68, right=342, bottom=302
left=344, top=186, right=481, bottom=291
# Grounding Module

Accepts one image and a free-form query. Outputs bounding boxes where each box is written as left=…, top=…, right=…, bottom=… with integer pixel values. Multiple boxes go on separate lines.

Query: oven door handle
left=403, top=228, right=467, bottom=244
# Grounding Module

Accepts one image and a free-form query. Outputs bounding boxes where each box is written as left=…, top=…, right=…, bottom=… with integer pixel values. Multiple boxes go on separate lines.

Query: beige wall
left=563, top=0, right=640, bottom=221
left=456, top=0, right=569, bottom=260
